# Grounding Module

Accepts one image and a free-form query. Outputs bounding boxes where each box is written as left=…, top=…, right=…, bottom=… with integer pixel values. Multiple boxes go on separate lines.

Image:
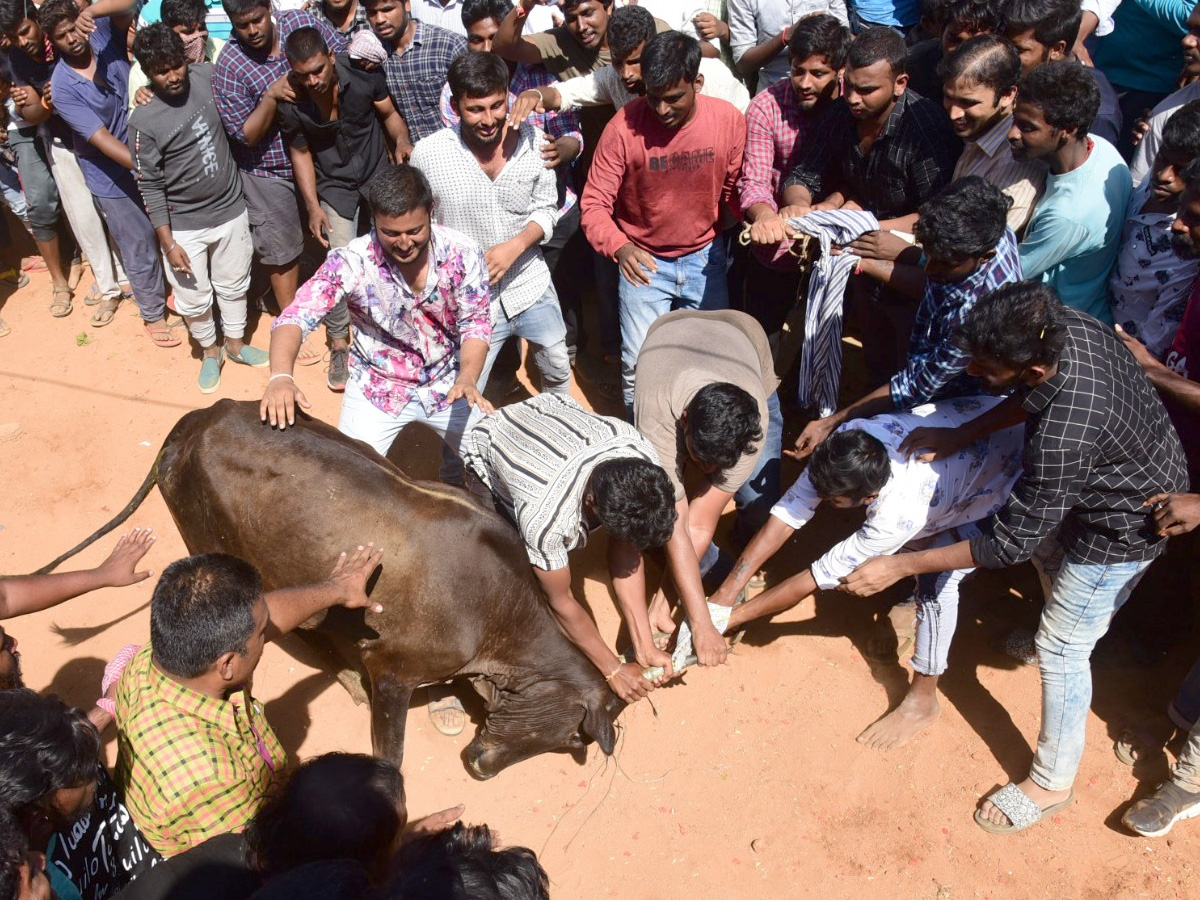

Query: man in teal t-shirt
left=1010, top=60, right=1131, bottom=323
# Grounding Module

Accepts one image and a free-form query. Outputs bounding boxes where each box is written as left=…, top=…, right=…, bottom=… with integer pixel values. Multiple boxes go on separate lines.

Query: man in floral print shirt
left=261, top=163, right=493, bottom=482
left=705, top=395, right=1023, bottom=751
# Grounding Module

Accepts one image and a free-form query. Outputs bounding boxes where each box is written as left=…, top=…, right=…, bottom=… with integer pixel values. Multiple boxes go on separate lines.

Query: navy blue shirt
left=50, top=18, right=137, bottom=198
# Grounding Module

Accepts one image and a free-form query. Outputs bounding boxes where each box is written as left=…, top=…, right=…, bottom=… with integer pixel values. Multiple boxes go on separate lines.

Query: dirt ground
left=2, top=265, right=1199, bottom=900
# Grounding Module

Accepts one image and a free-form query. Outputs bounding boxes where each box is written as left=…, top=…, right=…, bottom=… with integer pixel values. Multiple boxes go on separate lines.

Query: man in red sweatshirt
left=580, top=30, right=745, bottom=408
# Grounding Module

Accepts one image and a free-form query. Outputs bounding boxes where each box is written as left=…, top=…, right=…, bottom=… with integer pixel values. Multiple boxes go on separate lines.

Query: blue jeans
left=0, top=162, right=27, bottom=223
left=698, top=390, right=784, bottom=575
left=94, top=190, right=168, bottom=322
left=476, top=282, right=571, bottom=400
left=618, top=239, right=729, bottom=407
left=1029, top=536, right=1155, bottom=791
left=1170, top=657, right=1200, bottom=729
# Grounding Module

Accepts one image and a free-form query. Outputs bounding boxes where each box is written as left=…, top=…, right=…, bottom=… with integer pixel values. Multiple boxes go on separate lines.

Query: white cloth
left=46, top=138, right=127, bottom=300
left=772, top=396, right=1024, bottom=589
left=1109, top=181, right=1199, bottom=359
left=554, top=56, right=750, bottom=113
left=729, top=0, right=849, bottom=93
left=1080, top=0, right=1120, bottom=37
left=786, top=208, right=879, bottom=417
left=408, top=0, right=468, bottom=35
left=627, top=0, right=707, bottom=41
left=1129, top=81, right=1200, bottom=186
left=169, top=211, right=254, bottom=346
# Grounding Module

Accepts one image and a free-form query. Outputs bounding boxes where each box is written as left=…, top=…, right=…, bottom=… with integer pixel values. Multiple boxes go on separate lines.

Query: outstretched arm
left=263, top=544, right=384, bottom=642
left=0, top=528, right=156, bottom=619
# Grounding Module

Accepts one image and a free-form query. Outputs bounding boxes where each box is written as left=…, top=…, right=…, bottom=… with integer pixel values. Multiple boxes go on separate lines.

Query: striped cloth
left=787, top=209, right=880, bottom=417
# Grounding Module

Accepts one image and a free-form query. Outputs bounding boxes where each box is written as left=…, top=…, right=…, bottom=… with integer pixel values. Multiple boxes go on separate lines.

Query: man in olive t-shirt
left=633, top=309, right=783, bottom=667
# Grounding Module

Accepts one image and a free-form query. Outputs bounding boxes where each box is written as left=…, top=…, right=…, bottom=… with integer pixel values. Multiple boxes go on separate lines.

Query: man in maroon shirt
left=580, top=30, right=745, bottom=409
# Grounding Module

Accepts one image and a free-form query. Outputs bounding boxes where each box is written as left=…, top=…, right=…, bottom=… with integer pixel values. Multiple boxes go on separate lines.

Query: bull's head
left=463, top=675, right=623, bottom=779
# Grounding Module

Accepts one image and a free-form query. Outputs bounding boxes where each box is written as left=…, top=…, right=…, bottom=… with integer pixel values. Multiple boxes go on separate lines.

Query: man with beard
left=580, top=31, right=745, bottom=408
left=128, top=0, right=226, bottom=109
left=363, top=0, right=467, bottom=144
left=941, top=34, right=1044, bottom=235
left=738, top=13, right=849, bottom=336
left=40, top=0, right=176, bottom=340
left=410, top=51, right=570, bottom=400
left=128, top=25, right=269, bottom=395
left=261, top=164, right=493, bottom=484
left=840, top=281, right=1188, bottom=834
left=278, top=27, right=409, bottom=389
left=1130, top=0, right=1200, bottom=186
left=1006, top=60, right=1131, bottom=323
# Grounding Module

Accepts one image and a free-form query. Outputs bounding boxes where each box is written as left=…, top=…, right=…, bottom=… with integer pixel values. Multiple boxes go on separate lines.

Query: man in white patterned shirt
left=462, top=393, right=679, bottom=704
left=410, top=50, right=571, bottom=398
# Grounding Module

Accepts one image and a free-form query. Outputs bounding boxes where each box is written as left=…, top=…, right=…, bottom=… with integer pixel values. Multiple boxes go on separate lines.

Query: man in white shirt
left=507, top=4, right=748, bottom=123
left=705, top=396, right=1023, bottom=750
left=411, top=51, right=570, bottom=398
left=409, top=0, right=469, bottom=34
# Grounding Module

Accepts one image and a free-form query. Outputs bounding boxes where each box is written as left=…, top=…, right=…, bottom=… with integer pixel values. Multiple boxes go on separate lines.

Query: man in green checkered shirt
left=114, top=545, right=382, bottom=856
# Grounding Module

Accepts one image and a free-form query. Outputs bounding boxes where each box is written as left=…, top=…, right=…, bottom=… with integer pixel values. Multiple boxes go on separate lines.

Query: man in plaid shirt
left=841, top=282, right=1188, bottom=835
left=212, top=0, right=344, bottom=369
left=115, top=546, right=383, bottom=856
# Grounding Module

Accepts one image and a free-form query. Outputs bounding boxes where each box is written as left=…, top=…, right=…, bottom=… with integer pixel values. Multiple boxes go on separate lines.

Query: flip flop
left=91, top=297, right=123, bottom=327
left=428, top=693, right=466, bottom=736
left=974, top=784, right=1074, bottom=835
left=143, top=320, right=182, bottom=347
left=297, top=340, right=323, bottom=366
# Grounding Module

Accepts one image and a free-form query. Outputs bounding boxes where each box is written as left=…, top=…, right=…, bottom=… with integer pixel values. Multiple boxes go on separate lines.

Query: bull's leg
left=370, top=671, right=414, bottom=768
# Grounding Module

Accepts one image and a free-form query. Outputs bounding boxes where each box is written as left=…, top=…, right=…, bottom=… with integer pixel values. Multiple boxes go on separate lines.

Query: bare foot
left=856, top=691, right=940, bottom=751
left=864, top=601, right=916, bottom=660
left=977, top=777, right=1071, bottom=828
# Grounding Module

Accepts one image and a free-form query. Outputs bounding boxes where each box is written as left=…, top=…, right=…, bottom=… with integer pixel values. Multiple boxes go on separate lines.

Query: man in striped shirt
left=462, top=393, right=678, bottom=704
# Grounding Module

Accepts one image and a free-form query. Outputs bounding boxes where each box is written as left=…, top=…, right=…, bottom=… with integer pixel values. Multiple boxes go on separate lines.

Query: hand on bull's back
left=327, top=544, right=385, bottom=614
left=260, top=375, right=311, bottom=430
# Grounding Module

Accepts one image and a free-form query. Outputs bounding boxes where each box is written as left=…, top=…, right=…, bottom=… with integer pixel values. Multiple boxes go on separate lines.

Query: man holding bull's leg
left=261, top=164, right=494, bottom=484
left=462, top=393, right=679, bottom=704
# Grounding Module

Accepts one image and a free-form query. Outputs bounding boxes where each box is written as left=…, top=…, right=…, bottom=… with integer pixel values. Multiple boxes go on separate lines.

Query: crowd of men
left=3, top=0, right=1200, bottom=893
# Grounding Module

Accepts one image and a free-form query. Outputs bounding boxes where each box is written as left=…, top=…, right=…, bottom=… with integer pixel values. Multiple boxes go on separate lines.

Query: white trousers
left=46, top=139, right=126, bottom=299
left=168, top=211, right=254, bottom=347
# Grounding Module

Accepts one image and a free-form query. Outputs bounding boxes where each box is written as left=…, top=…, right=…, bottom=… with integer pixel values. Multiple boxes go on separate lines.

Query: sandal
left=974, top=784, right=1074, bottom=835
left=0, top=317, right=9, bottom=338
left=427, top=688, right=466, bottom=736
left=50, top=287, right=73, bottom=318
left=297, top=339, right=323, bottom=366
left=142, top=320, right=183, bottom=347
left=84, top=285, right=108, bottom=306
left=90, top=297, right=123, bottom=327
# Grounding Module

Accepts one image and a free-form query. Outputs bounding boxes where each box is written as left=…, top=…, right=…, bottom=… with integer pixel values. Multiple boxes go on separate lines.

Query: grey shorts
left=239, top=170, right=303, bottom=267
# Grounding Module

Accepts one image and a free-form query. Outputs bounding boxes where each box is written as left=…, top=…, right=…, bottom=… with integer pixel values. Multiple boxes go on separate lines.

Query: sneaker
left=198, top=351, right=224, bottom=394
left=1122, top=782, right=1200, bottom=837
left=327, top=346, right=349, bottom=392
left=227, top=344, right=270, bottom=367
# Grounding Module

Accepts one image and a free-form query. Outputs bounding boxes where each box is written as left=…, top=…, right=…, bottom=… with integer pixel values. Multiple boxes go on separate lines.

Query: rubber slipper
left=91, top=297, right=123, bottom=327
left=84, top=285, right=107, bottom=306
left=50, top=287, right=73, bottom=318
left=297, top=340, right=323, bottom=366
left=974, top=784, right=1074, bottom=835
left=143, top=321, right=182, bottom=347
left=428, top=693, right=466, bottom=736
left=0, top=317, right=9, bottom=338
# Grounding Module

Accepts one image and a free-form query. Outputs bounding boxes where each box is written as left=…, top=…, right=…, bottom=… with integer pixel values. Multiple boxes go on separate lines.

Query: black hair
left=1160, top=98, right=1200, bottom=161
left=787, top=13, right=851, bottom=69
left=641, top=31, right=701, bottom=95
left=388, top=823, right=550, bottom=900
left=588, top=458, right=676, bottom=551
left=1183, top=156, right=1200, bottom=196
left=847, top=26, right=907, bottom=77
left=132, top=23, right=187, bottom=76
left=938, top=33, right=1020, bottom=99
left=367, top=164, right=434, bottom=217
left=0, top=0, right=36, bottom=34
left=0, top=807, right=27, bottom=900
left=946, top=0, right=1004, bottom=34
left=149, top=553, right=262, bottom=679
left=807, top=430, right=891, bottom=502
left=1001, top=0, right=1082, bottom=52
left=1016, top=58, right=1098, bottom=137
left=914, top=176, right=1010, bottom=264
left=920, top=0, right=954, bottom=33
left=684, top=383, right=762, bottom=471
left=561, top=0, right=612, bottom=13
left=461, top=0, right=512, bottom=30
left=0, top=689, right=101, bottom=817
left=448, top=50, right=509, bottom=100
left=161, top=0, right=208, bottom=28
left=247, top=753, right=405, bottom=879
left=37, top=0, right=78, bottom=37
left=222, top=0, right=271, bottom=22
left=956, top=280, right=1067, bottom=368
left=285, top=26, right=331, bottom=63
left=606, top=4, right=655, bottom=61
left=250, top=860, right=374, bottom=900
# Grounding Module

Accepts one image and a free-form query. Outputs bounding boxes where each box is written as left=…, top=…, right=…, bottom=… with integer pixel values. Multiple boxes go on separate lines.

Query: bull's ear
left=581, top=698, right=616, bottom=756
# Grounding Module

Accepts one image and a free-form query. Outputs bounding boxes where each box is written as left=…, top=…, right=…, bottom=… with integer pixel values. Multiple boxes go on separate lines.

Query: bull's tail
left=32, top=452, right=161, bottom=575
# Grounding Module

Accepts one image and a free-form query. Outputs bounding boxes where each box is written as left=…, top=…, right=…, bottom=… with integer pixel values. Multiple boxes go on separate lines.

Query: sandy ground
left=2, top=265, right=1199, bottom=900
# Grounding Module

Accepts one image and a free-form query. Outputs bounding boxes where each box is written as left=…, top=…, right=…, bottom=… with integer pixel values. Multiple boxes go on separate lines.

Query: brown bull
left=37, top=399, right=622, bottom=778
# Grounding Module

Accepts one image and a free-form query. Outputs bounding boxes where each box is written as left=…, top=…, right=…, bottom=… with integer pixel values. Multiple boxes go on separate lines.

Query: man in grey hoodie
left=128, top=23, right=269, bottom=393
